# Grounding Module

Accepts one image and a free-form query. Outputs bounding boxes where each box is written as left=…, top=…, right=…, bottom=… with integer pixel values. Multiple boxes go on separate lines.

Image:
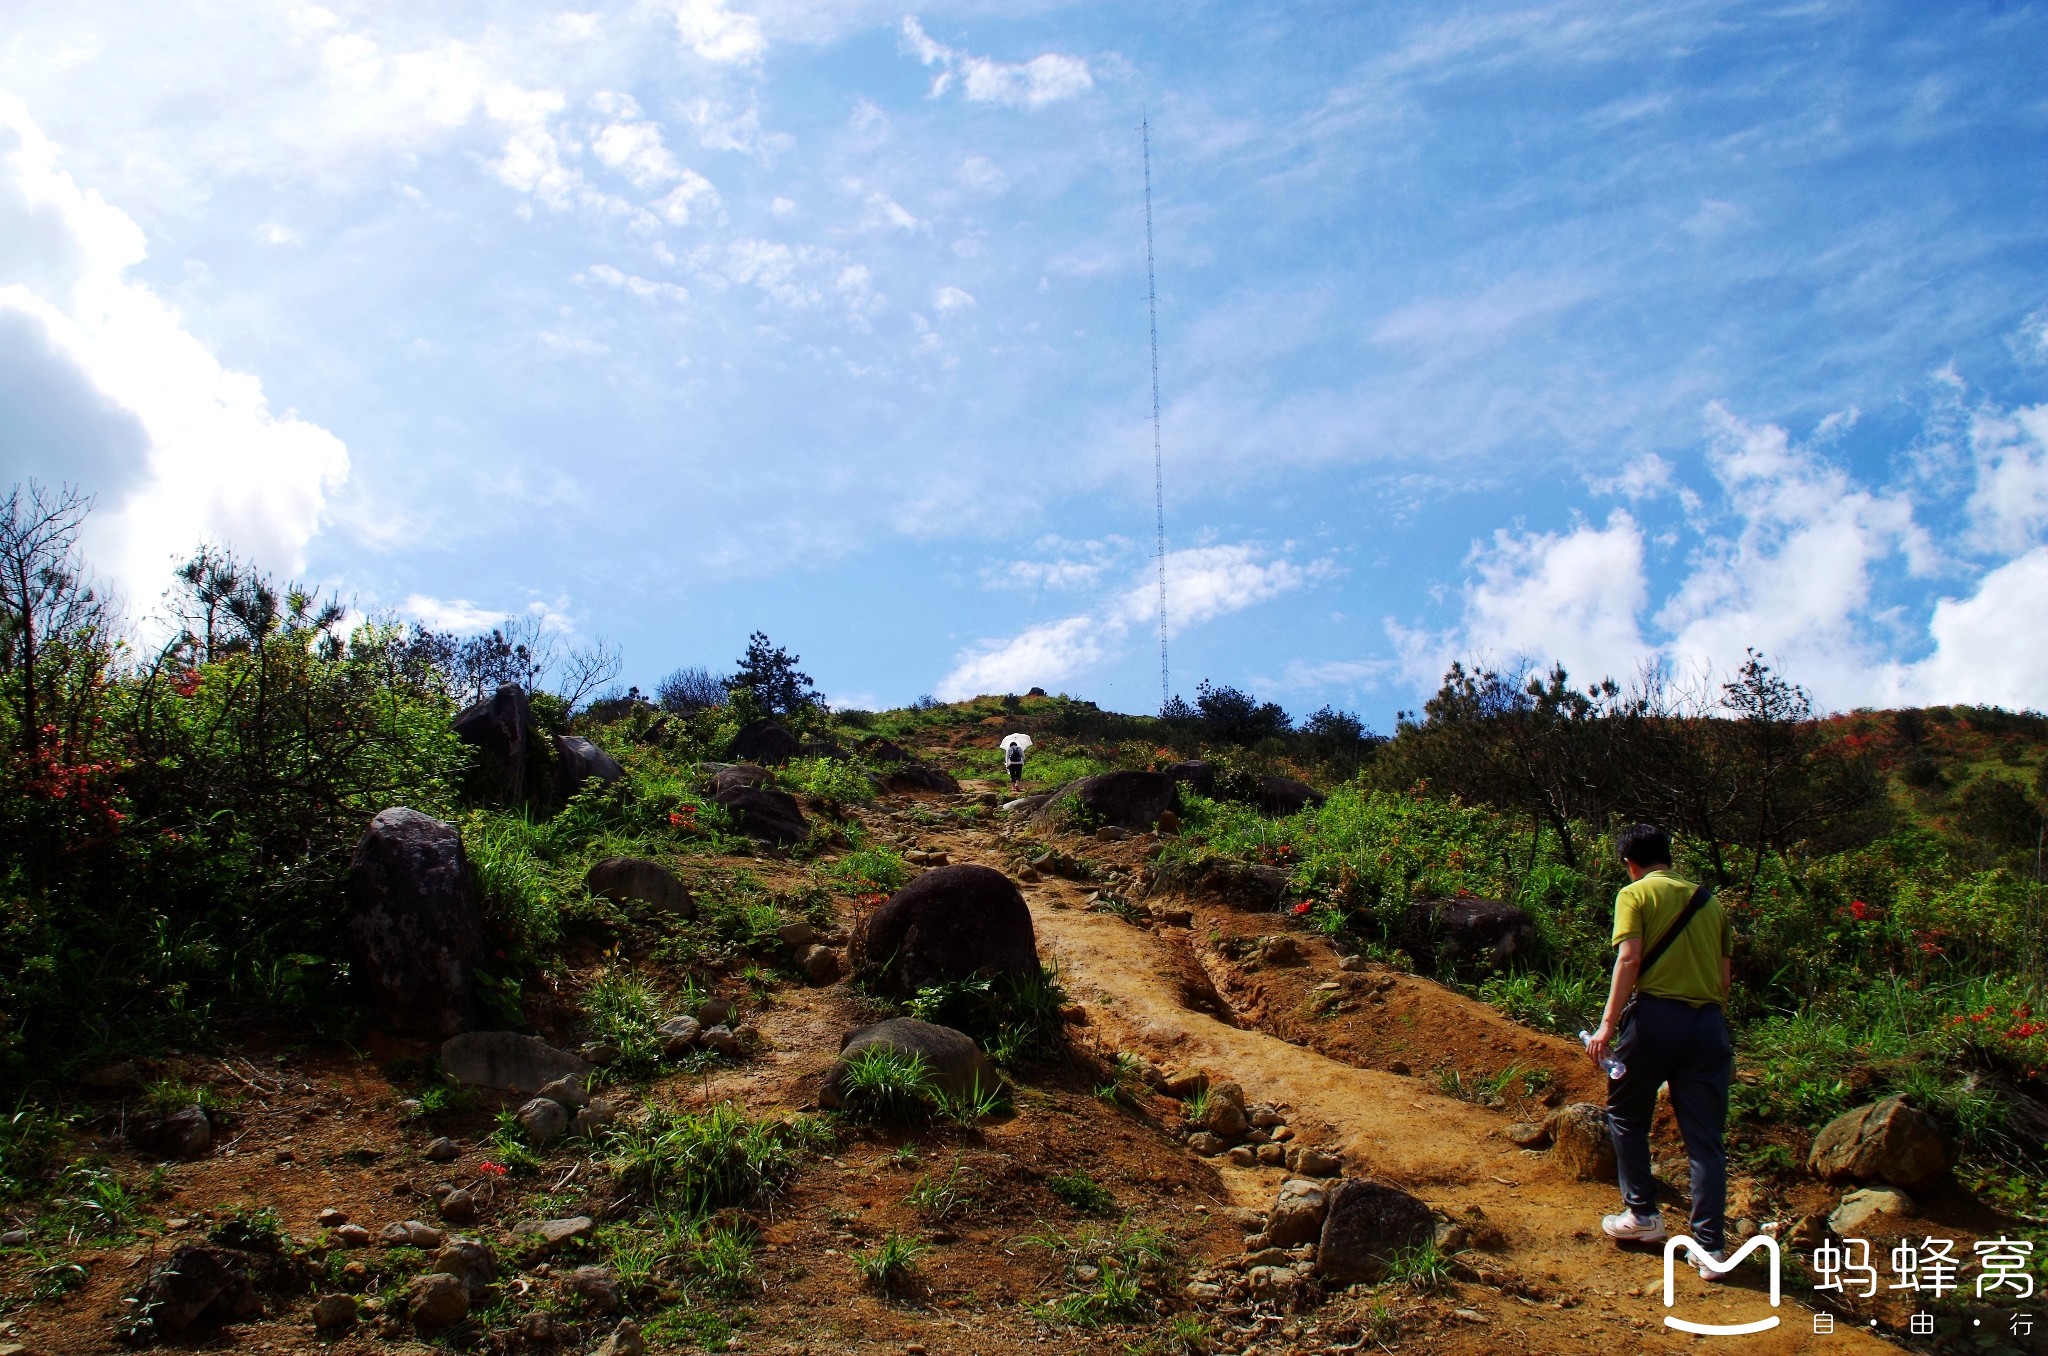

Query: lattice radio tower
left=1143, top=116, right=1169, bottom=713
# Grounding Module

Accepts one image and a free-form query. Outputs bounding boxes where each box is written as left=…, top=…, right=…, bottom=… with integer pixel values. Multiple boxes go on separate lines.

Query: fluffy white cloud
left=933, top=285, right=975, bottom=312
left=591, top=118, right=684, bottom=189
left=675, top=0, right=766, bottom=65
left=583, top=264, right=689, bottom=304
left=936, top=614, right=1106, bottom=700
left=899, top=18, right=1094, bottom=110
left=1964, top=402, right=2048, bottom=554
left=0, top=94, right=347, bottom=612
left=1882, top=548, right=2048, bottom=708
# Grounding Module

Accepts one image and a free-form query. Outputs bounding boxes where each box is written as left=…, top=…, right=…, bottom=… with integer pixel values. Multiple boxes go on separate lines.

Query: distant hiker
left=1000, top=732, right=1032, bottom=787
left=1585, top=823, right=1734, bottom=1277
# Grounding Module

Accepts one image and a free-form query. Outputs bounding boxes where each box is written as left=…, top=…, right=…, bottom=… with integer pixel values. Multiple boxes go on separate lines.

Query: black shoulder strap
left=1639, top=883, right=1713, bottom=980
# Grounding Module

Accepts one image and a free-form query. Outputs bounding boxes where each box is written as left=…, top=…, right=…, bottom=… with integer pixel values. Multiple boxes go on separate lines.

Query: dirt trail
left=922, top=806, right=1888, bottom=1355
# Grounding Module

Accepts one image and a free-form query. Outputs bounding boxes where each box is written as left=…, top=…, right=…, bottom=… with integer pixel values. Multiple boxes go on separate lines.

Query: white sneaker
left=1600, top=1210, right=1667, bottom=1243
left=1693, top=1248, right=1728, bottom=1281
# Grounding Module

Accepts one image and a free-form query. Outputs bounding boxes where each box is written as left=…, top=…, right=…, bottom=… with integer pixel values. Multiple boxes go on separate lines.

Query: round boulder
left=554, top=736, right=624, bottom=801
left=1405, top=897, right=1536, bottom=970
left=584, top=858, right=695, bottom=920
left=1266, top=1178, right=1330, bottom=1248
left=878, top=764, right=961, bottom=795
left=852, top=864, right=1038, bottom=996
left=819, top=1018, right=999, bottom=1109
left=1038, top=770, right=1178, bottom=831
left=1317, top=1178, right=1435, bottom=1287
left=731, top=719, right=801, bottom=766
left=1807, top=1095, right=1954, bottom=1192
left=345, top=808, right=484, bottom=1038
left=711, top=783, right=809, bottom=845
left=453, top=683, right=536, bottom=807
left=1164, top=760, right=1217, bottom=798
left=1257, top=775, right=1326, bottom=817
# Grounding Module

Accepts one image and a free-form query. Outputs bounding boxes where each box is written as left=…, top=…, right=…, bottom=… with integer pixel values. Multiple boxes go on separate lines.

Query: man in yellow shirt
left=1584, top=824, right=1734, bottom=1275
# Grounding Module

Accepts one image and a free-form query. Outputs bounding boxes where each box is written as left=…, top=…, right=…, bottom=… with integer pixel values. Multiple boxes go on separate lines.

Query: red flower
left=172, top=669, right=201, bottom=698
left=1292, top=901, right=1313, bottom=916
left=476, top=1161, right=507, bottom=1177
left=1848, top=899, right=1872, bottom=921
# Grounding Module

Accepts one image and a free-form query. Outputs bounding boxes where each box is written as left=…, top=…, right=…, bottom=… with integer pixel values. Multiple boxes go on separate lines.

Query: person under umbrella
left=1000, top=732, right=1032, bottom=787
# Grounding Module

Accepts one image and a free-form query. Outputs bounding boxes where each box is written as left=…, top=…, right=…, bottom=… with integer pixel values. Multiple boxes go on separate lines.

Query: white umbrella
left=1000, top=733, right=1033, bottom=755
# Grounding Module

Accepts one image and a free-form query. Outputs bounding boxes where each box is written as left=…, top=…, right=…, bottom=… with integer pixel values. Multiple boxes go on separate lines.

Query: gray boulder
left=584, top=857, right=695, bottom=920
left=731, top=719, right=801, bottom=766
left=453, top=683, right=535, bottom=807
left=711, top=763, right=773, bottom=794
left=1318, top=1178, right=1435, bottom=1287
left=517, top=1097, right=569, bottom=1145
left=711, top=783, right=810, bottom=845
left=345, top=808, right=484, bottom=1038
left=1266, top=1178, right=1330, bottom=1248
left=1191, top=859, right=1291, bottom=910
left=1257, top=775, right=1326, bottom=816
left=820, top=1018, right=999, bottom=1109
left=554, top=736, right=624, bottom=801
left=1405, top=897, right=1535, bottom=970
left=878, top=764, right=961, bottom=795
left=1808, top=1095, right=1954, bottom=1192
left=852, top=864, right=1039, bottom=996
left=133, top=1244, right=263, bottom=1334
left=440, top=1031, right=593, bottom=1096
left=1037, top=770, right=1177, bottom=830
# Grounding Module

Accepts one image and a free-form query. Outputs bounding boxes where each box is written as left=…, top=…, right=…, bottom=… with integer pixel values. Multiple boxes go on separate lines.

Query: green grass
left=853, top=1231, right=927, bottom=1294
left=906, top=1160, right=982, bottom=1222
left=604, top=1101, right=825, bottom=1216
left=1046, top=1169, right=1116, bottom=1215
left=779, top=756, right=877, bottom=806
left=139, top=1077, right=221, bottom=1115
left=827, top=846, right=910, bottom=895
left=833, top=1045, right=941, bottom=1122
left=1026, top=1220, right=1173, bottom=1327
left=904, top=964, right=1068, bottom=1065
left=0, top=1103, right=67, bottom=1201
left=48, top=1162, right=143, bottom=1241
left=581, top=970, right=696, bottom=1078
left=1381, top=1237, right=1455, bottom=1293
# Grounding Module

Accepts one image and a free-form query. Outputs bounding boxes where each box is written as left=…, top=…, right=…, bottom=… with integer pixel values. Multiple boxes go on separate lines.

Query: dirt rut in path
left=921, top=814, right=1883, bottom=1355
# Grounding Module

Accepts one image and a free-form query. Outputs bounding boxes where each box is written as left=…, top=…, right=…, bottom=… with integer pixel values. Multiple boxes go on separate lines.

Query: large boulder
left=1164, top=760, right=1217, bottom=798
left=129, top=1105, right=214, bottom=1159
left=711, top=764, right=773, bottom=794
left=584, top=858, right=695, bottom=920
left=852, top=864, right=1039, bottom=996
left=861, top=738, right=915, bottom=764
left=731, top=719, right=801, bottom=766
left=1547, top=1103, right=1616, bottom=1182
left=440, top=1032, right=593, bottom=1096
left=711, top=784, right=810, bottom=845
left=132, top=1245, right=264, bottom=1334
left=1405, top=897, right=1535, bottom=969
left=453, top=683, right=536, bottom=807
left=1037, top=771, right=1177, bottom=831
left=1257, top=775, right=1326, bottom=816
left=1190, top=858, right=1291, bottom=910
left=554, top=736, right=624, bottom=801
left=819, top=1018, right=999, bottom=1108
left=1807, top=1096, right=1954, bottom=1192
left=878, top=764, right=960, bottom=795
left=1317, top=1179, right=1435, bottom=1287
left=1266, top=1178, right=1331, bottom=1247
left=345, top=808, right=484, bottom=1037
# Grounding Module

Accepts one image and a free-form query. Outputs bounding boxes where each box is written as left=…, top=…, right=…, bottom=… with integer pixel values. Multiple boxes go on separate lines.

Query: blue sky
left=3, top=0, right=2046, bottom=724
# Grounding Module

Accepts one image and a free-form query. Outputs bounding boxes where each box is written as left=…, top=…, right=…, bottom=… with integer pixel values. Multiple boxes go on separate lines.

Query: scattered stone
left=1285, top=1147, right=1342, bottom=1178
left=1338, top=954, right=1367, bottom=972
left=409, top=1271, right=470, bottom=1329
left=553, top=735, right=624, bottom=801
left=1188, top=1132, right=1227, bottom=1157
left=852, top=865, right=1038, bottom=997
left=1163, top=1068, right=1209, bottom=1098
left=698, top=996, right=737, bottom=1028
left=1405, top=897, right=1535, bottom=970
left=699, top=1025, right=742, bottom=1057
left=567, top=1264, right=622, bottom=1314
left=594, top=1318, right=647, bottom=1356
left=572, top=1099, right=618, bottom=1138
left=1246, top=1264, right=1304, bottom=1303
left=1199, top=1080, right=1251, bottom=1142
left=517, top=1097, right=569, bottom=1145
left=1546, top=1104, right=1616, bottom=1182
left=1227, top=1146, right=1257, bottom=1167
left=797, top=944, right=842, bottom=985
left=537, top=1076, right=589, bottom=1110
left=432, top=1239, right=496, bottom=1298
left=311, top=1293, right=357, bottom=1330
left=584, top=858, right=695, bottom=920
left=440, top=1031, right=593, bottom=1096
left=1256, top=1144, right=1288, bottom=1166
left=1266, top=1179, right=1331, bottom=1248
left=1506, top=1121, right=1551, bottom=1150
left=453, top=683, right=536, bottom=807
left=711, top=783, right=810, bottom=845
left=1251, top=1106, right=1284, bottom=1128
left=317, top=1208, right=349, bottom=1228
left=731, top=719, right=801, bottom=766
left=1808, top=1096, right=1954, bottom=1192
left=1318, top=1178, right=1436, bottom=1287
left=380, top=1220, right=446, bottom=1250
left=1829, top=1187, right=1915, bottom=1236
left=821, top=1018, right=999, bottom=1108
left=522, top=1216, right=594, bottom=1255
left=130, top=1104, right=214, bottom=1159
left=579, top=1041, right=622, bottom=1065
left=424, top=1137, right=460, bottom=1163
left=778, top=920, right=819, bottom=949
left=1192, top=859, right=1292, bottom=911
left=437, top=1189, right=478, bottom=1225
left=332, top=1225, right=372, bottom=1248
left=133, top=1244, right=262, bottom=1334
left=345, top=807, right=485, bottom=1037
left=1095, top=826, right=1135, bottom=842
left=658, top=1016, right=702, bottom=1054
left=1185, top=1280, right=1224, bottom=1302
left=1256, top=935, right=1305, bottom=966
left=1786, top=1214, right=1829, bottom=1250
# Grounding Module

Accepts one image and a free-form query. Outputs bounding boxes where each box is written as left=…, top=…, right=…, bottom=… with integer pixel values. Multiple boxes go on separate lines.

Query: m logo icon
left=1662, top=1235, right=1782, bottom=1335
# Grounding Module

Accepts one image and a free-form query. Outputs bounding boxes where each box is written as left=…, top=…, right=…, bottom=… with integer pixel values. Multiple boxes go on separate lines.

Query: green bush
left=604, top=1102, right=823, bottom=1215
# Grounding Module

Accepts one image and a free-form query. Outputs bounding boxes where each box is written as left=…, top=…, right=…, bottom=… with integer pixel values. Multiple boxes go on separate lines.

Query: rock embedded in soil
left=1506, top=1121, right=1551, bottom=1150
left=380, top=1220, right=446, bottom=1250
left=699, top=1025, right=741, bottom=1056
left=1317, top=1178, right=1436, bottom=1288
left=568, top=1264, right=623, bottom=1314
left=523, top=1216, right=595, bottom=1254
left=657, top=1015, right=702, bottom=1054
left=584, top=857, right=695, bottom=920
left=797, top=943, right=843, bottom=985
left=853, top=864, right=1038, bottom=996
left=1828, top=1186, right=1915, bottom=1235
left=317, top=1207, right=348, bottom=1228
left=712, top=782, right=811, bottom=845
left=437, top=1189, right=477, bottom=1224
left=1038, top=770, right=1178, bottom=830
left=1405, top=897, right=1536, bottom=970
left=133, top=1244, right=263, bottom=1334
left=1190, top=859, right=1292, bottom=910
left=1162, top=1068, right=1209, bottom=1098
left=409, top=1271, right=470, bottom=1329
left=311, top=1293, right=357, bottom=1330
left=778, top=920, right=819, bottom=949
left=1227, top=1146, right=1257, bottom=1167
left=129, top=1104, right=214, bottom=1159
left=345, top=807, right=484, bottom=1038
left=424, top=1136, right=460, bottom=1162
left=880, top=764, right=961, bottom=795
left=517, top=1096, right=570, bottom=1144
left=453, top=683, right=537, bottom=808
left=1807, top=1095, right=1954, bottom=1192
left=1285, top=1147, right=1342, bottom=1178
left=712, top=763, right=773, bottom=793
left=595, top=1317, right=647, bottom=1356
left=332, top=1224, right=372, bottom=1248
left=1188, top=1132, right=1227, bottom=1157
left=553, top=735, right=624, bottom=801
left=1266, top=1178, right=1331, bottom=1247
left=440, top=1031, right=593, bottom=1096
left=537, top=1075, right=588, bottom=1109
left=820, top=1018, right=999, bottom=1108
left=697, top=995, right=737, bottom=1027
left=731, top=719, right=801, bottom=766
left=572, top=1099, right=618, bottom=1138
left=1545, top=1103, right=1616, bottom=1183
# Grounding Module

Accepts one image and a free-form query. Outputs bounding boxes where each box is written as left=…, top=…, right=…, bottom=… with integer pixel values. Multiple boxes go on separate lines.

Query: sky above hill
left=3, top=0, right=2046, bottom=723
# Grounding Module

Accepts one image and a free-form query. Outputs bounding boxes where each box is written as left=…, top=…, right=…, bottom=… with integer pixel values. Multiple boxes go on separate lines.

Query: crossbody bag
left=1617, top=882, right=1714, bottom=1033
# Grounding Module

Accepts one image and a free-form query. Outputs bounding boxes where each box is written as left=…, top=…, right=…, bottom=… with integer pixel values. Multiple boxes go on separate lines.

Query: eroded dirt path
left=916, top=800, right=1889, bottom=1356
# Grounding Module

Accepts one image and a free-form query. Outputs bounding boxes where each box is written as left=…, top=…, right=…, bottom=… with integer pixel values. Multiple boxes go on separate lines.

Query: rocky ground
left=0, top=753, right=2027, bottom=1355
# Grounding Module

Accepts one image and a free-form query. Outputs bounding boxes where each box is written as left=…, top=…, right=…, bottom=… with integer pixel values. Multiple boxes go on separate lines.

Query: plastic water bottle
left=1579, top=1030, right=1625, bottom=1080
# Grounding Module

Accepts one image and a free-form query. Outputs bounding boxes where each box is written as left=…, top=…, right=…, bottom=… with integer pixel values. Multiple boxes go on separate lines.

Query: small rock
left=1286, top=1147, right=1341, bottom=1177
left=1272, top=1125, right=1294, bottom=1142
left=1256, top=1143, right=1287, bottom=1166
left=796, top=944, right=842, bottom=985
left=1227, top=1146, right=1258, bottom=1168
left=1786, top=1213, right=1829, bottom=1250
left=698, top=996, right=737, bottom=1027
left=1095, top=826, right=1134, bottom=842
left=1158, top=908, right=1193, bottom=927
left=316, top=1207, right=348, bottom=1228
left=311, top=1293, right=357, bottom=1330
left=131, top=1104, right=213, bottom=1159
left=437, top=1189, right=478, bottom=1225
left=1829, top=1187, right=1915, bottom=1236
left=424, top=1136, right=460, bottom=1163
left=1808, top=1096, right=1954, bottom=1192
left=1163, top=1068, right=1209, bottom=1098
left=432, top=1239, right=496, bottom=1295
left=517, top=1096, right=570, bottom=1145
left=1338, top=955, right=1367, bottom=972
left=1388, top=1061, right=1411, bottom=1076
left=1188, top=1132, right=1227, bottom=1157
left=658, top=1015, right=702, bottom=1055
left=1016, top=865, right=1041, bottom=882
left=0, top=1229, right=28, bottom=1247
left=537, top=1076, right=589, bottom=1110
left=524, top=1216, right=594, bottom=1255
left=333, top=1224, right=372, bottom=1248
left=380, top=1220, right=446, bottom=1250
left=1506, top=1121, right=1551, bottom=1150
left=1266, top=1178, right=1330, bottom=1247
left=568, top=1263, right=622, bottom=1315
left=572, top=1098, right=618, bottom=1139
left=595, top=1317, right=646, bottom=1356
left=409, top=1271, right=470, bottom=1329
left=1246, top=1264, right=1302, bottom=1302
left=1185, top=1280, right=1224, bottom=1301
left=579, top=1042, right=622, bottom=1065
left=1250, top=1107, right=1284, bottom=1128
left=1453, top=1307, right=1487, bottom=1323
left=699, top=1025, right=742, bottom=1057
left=778, top=920, right=819, bottom=949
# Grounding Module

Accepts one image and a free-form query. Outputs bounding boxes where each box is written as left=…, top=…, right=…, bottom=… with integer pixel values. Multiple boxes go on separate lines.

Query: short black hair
left=1617, top=824, right=1672, bottom=867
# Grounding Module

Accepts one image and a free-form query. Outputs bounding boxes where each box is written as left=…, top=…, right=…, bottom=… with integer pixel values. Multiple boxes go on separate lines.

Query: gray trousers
left=1606, top=993, right=1733, bottom=1253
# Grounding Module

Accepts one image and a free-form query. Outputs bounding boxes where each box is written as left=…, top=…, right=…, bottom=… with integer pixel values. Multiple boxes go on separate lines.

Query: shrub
left=1045, top=1169, right=1115, bottom=1215
left=605, top=1102, right=821, bottom=1215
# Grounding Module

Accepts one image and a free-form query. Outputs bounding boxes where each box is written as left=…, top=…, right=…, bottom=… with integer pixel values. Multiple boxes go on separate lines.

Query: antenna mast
left=1144, top=116, right=1169, bottom=713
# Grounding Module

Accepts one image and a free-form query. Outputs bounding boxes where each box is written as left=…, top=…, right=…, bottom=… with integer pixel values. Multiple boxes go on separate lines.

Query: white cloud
left=770, top=195, right=795, bottom=217
left=583, top=264, right=689, bottom=304
left=933, top=285, right=975, bottom=312
left=1964, top=402, right=2048, bottom=554
left=404, top=593, right=577, bottom=636
left=1457, top=509, right=1651, bottom=684
left=898, top=17, right=1094, bottom=111
left=538, top=328, right=609, bottom=356
left=0, top=94, right=347, bottom=610
left=256, top=220, right=300, bottom=246
left=861, top=190, right=921, bottom=232
left=984, top=537, right=1120, bottom=592
left=1883, top=547, right=2048, bottom=708
left=1588, top=451, right=1676, bottom=501
left=675, top=0, right=766, bottom=64
left=653, top=169, right=721, bottom=225
left=937, top=614, right=1106, bottom=700
left=591, top=118, right=683, bottom=189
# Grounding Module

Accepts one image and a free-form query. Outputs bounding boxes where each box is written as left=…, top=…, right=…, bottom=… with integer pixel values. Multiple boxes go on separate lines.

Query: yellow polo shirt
left=1612, top=869, right=1732, bottom=1007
